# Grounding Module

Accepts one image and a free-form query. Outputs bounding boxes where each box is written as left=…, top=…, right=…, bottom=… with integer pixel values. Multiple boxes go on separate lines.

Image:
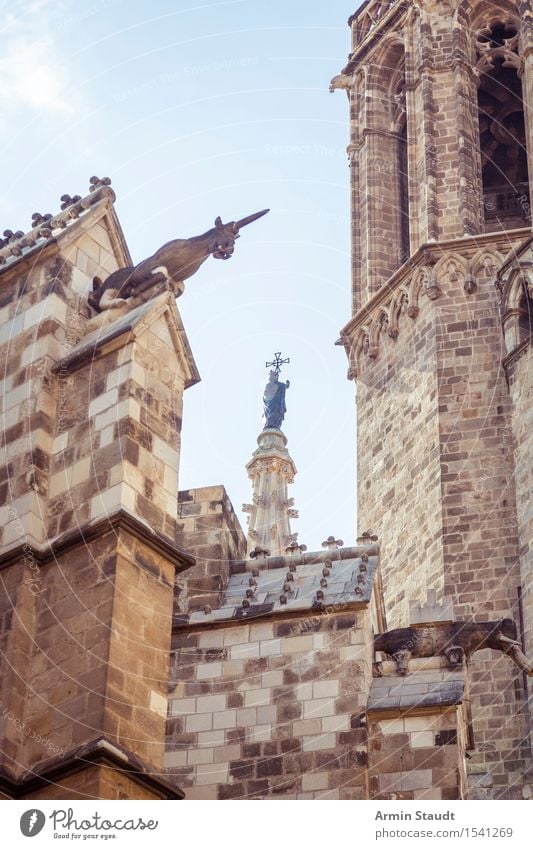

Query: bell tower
left=333, top=0, right=533, bottom=797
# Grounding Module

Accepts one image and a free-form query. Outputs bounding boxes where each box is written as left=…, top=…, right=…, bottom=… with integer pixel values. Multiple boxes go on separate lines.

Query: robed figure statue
left=263, top=371, right=290, bottom=429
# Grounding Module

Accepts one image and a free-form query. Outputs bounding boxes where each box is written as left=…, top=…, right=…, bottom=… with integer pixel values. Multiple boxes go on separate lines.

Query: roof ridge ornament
left=0, top=176, right=117, bottom=270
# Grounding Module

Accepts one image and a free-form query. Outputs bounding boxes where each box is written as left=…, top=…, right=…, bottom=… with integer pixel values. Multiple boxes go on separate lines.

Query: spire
left=242, top=354, right=300, bottom=557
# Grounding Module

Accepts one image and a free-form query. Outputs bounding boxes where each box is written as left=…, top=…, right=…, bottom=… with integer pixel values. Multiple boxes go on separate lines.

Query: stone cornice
left=0, top=508, right=195, bottom=574
left=0, top=737, right=184, bottom=800
left=341, top=229, right=531, bottom=341
left=173, top=596, right=371, bottom=634
left=337, top=229, right=531, bottom=379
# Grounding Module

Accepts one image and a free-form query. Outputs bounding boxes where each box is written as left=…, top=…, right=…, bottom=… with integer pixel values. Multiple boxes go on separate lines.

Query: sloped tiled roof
left=175, top=544, right=379, bottom=627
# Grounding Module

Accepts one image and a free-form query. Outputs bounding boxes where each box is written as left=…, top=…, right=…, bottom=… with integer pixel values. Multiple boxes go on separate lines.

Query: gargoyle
left=374, top=619, right=533, bottom=677
left=88, top=209, right=269, bottom=313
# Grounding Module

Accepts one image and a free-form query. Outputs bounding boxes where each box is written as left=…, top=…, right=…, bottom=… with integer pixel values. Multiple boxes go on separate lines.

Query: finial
left=249, top=545, right=270, bottom=559
left=285, top=540, right=307, bottom=555
left=31, top=212, right=52, bottom=229
left=322, top=535, right=344, bottom=550
left=60, top=194, right=82, bottom=210
left=89, top=176, right=112, bottom=192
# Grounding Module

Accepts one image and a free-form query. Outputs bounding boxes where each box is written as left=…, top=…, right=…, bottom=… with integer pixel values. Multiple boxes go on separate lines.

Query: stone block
left=293, top=719, right=322, bottom=736
left=164, top=750, right=187, bottom=767
left=379, top=718, right=405, bottom=734
left=196, top=694, right=226, bottom=713
left=259, top=638, right=282, bottom=657
left=244, top=688, right=271, bottom=707
left=410, top=731, right=435, bottom=748
left=214, top=744, right=241, bottom=763
left=88, top=388, right=118, bottom=418
left=224, top=627, right=249, bottom=646
left=250, top=622, right=275, bottom=641
left=313, top=680, right=339, bottom=699
left=281, top=636, right=314, bottom=654
left=195, top=763, right=228, bottom=786
left=248, top=724, right=272, bottom=742
left=302, top=772, right=329, bottom=791
left=186, top=713, right=212, bottom=733
left=303, top=699, right=336, bottom=719
left=198, top=730, right=225, bottom=746
left=197, top=662, right=222, bottom=680
left=261, top=670, right=284, bottom=688
left=188, top=748, right=214, bottom=765
left=302, top=733, right=336, bottom=752
left=231, top=642, right=260, bottom=660
left=213, top=709, right=237, bottom=730
left=322, top=714, right=350, bottom=732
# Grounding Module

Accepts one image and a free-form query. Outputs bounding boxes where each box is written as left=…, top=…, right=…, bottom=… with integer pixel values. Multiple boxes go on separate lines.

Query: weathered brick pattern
left=0, top=225, right=122, bottom=549
left=166, top=611, right=372, bottom=799
left=48, top=307, right=185, bottom=541
left=7, top=530, right=175, bottom=775
left=356, top=307, right=443, bottom=626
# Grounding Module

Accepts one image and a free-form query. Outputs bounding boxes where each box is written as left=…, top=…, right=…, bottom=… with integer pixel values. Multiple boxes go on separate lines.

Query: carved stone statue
left=374, top=618, right=533, bottom=676
left=263, top=370, right=290, bottom=429
left=88, top=209, right=269, bottom=312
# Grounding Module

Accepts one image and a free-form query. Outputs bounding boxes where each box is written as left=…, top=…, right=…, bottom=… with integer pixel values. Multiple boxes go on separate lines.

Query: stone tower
left=333, top=0, right=532, bottom=797
left=0, top=179, right=198, bottom=799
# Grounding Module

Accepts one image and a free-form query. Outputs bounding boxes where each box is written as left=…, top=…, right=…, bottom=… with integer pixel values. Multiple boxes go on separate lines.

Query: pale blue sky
left=1, top=0, right=363, bottom=551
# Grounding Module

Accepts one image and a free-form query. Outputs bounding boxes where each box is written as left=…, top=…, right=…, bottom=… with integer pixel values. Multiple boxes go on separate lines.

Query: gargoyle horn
left=498, top=634, right=533, bottom=676
left=234, top=208, right=270, bottom=232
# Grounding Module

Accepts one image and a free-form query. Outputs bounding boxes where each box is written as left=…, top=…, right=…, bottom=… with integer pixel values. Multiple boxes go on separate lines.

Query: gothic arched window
left=476, top=22, right=530, bottom=231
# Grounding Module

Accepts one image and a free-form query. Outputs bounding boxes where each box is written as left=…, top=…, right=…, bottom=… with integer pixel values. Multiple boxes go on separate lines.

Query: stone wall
left=367, top=658, right=468, bottom=801
left=356, top=307, right=443, bottom=626
left=176, top=485, right=247, bottom=613
left=0, top=192, right=195, bottom=799
left=166, top=609, right=373, bottom=799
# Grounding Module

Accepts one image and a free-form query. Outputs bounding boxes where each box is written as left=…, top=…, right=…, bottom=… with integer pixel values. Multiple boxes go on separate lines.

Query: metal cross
left=265, top=352, right=290, bottom=375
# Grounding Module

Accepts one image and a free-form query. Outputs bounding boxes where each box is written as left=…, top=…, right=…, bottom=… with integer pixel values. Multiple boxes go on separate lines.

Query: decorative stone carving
left=374, top=619, right=533, bottom=677
left=88, top=209, right=269, bottom=314
left=337, top=243, right=511, bottom=379
left=322, top=536, right=344, bottom=550
left=263, top=370, right=290, bottom=429
left=357, top=530, right=378, bottom=543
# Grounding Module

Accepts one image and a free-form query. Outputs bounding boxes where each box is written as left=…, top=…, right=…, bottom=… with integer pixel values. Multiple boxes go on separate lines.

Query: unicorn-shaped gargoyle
left=88, top=209, right=269, bottom=313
